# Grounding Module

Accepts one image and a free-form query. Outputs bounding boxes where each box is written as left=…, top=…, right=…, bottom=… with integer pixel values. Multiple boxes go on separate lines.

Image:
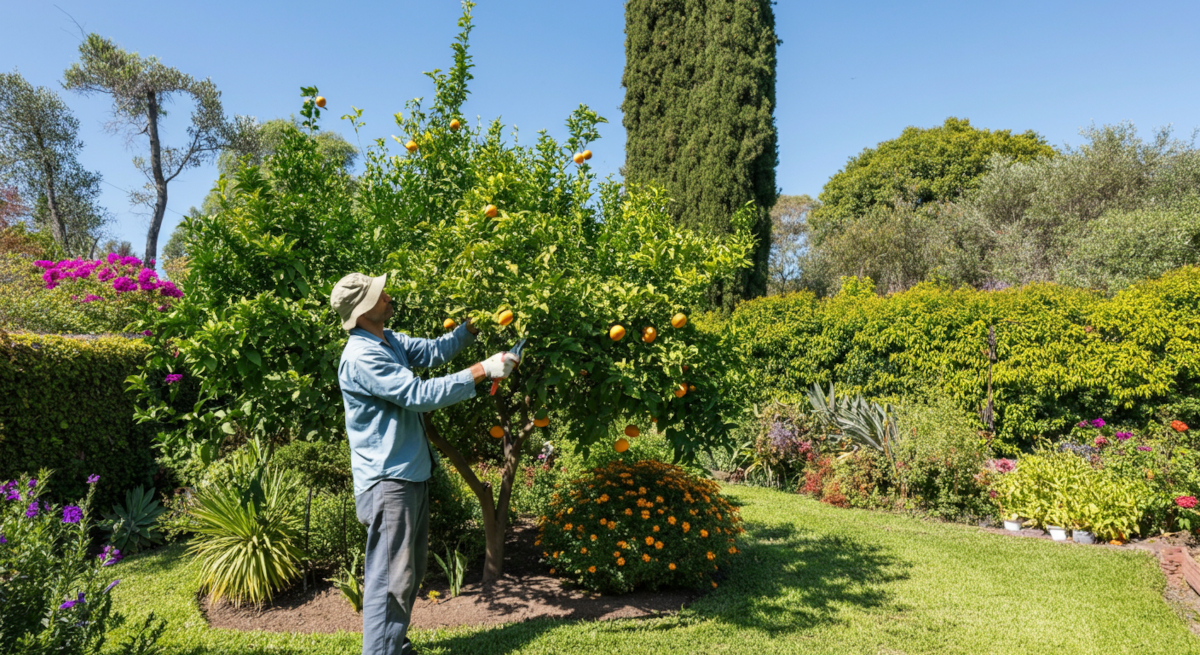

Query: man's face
left=359, top=290, right=395, bottom=326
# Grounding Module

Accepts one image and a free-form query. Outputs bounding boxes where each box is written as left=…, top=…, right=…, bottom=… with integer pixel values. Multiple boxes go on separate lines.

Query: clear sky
left=5, top=1, right=1199, bottom=266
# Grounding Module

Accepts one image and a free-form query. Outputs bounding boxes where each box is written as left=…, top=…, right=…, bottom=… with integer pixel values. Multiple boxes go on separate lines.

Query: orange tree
left=127, top=2, right=753, bottom=581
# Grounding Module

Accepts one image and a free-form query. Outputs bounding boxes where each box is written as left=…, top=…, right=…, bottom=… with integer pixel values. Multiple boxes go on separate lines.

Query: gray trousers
left=355, top=479, right=429, bottom=655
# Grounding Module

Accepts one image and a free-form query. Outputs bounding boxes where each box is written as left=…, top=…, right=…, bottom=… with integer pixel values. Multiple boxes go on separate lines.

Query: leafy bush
left=725, top=267, right=1200, bottom=451
left=0, top=332, right=161, bottom=513
left=0, top=471, right=166, bottom=654
left=730, top=399, right=815, bottom=489
left=187, top=443, right=306, bottom=607
left=99, top=486, right=165, bottom=555
left=536, top=459, right=743, bottom=594
left=892, top=395, right=992, bottom=519
left=325, top=553, right=363, bottom=613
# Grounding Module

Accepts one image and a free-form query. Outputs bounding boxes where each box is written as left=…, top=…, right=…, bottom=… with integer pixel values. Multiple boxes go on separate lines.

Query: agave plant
left=188, top=461, right=306, bottom=607
left=100, top=485, right=166, bottom=554
left=806, top=382, right=903, bottom=467
left=326, top=551, right=364, bottom=613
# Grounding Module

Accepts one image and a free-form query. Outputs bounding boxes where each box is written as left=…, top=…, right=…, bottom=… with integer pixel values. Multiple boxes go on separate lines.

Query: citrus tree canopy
left=129, top=1, right=754, bottom=581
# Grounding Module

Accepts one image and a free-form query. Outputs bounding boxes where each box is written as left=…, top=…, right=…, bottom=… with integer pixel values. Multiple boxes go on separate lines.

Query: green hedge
left=0, top=332, right=158, bottom=511
left=720, top=267, right=1200, bottom=450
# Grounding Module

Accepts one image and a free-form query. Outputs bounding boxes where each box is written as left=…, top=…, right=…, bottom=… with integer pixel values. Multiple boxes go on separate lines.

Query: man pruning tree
left=330, top=272, right=518, bottom=655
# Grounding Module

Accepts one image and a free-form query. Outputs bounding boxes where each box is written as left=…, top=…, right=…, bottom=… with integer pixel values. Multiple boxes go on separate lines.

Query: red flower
left=1176, top=496, right=1197, bottom=509
left=1171, top=420, right=1188, bottom=432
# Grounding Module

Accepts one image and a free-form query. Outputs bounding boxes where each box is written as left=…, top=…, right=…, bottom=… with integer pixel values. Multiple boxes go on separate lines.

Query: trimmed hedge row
left=0, top=332, right=157, bottom=511
left=718, top=267, right=1200, bottom=451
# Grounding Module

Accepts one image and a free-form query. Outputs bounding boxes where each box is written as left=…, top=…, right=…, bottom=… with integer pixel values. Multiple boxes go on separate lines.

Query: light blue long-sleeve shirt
left=339, top=323, right=478, bottom=495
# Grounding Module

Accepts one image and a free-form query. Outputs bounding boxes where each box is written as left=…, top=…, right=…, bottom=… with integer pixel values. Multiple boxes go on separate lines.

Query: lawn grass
left=106, top=484, right=1200, bottom=654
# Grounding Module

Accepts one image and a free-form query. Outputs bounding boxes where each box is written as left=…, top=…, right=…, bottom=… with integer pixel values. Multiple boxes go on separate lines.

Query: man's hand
left=465, top=317, right=479, bottom=335
left=481, top=352, right=519, bottom=379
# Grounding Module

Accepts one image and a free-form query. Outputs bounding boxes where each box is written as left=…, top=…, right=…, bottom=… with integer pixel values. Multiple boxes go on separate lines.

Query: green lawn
left=107, top=485, right=1199, bottom=655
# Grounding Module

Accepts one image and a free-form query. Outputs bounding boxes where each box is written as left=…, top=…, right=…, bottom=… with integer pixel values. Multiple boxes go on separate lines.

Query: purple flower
left=1137, top=445, right=1152, bottom=452
left=25, top=501, right=39, bottom=518
left=106, top=253, right=121, bottom=264
left=0, top=534, right=7, bottom=544
left=156, top=304, right=169, bottom=312
left=1115, top=431, right=1132, bottom=441
left=96, top=267, right=115, bottom=282
left=87, top=474, right=100, bottom=484
left=44, top=280, right=59, bottom=290
left=1090, top=418, right=1106, bottom=428
left=137, top=268, right=158, bottom=285
left=1076, top=421, right=1089, bottom=428
left=158, top=281, right=183, bottom=298
left=34, top=260, right=54, bottom=269
left=120, top=256, right=142, bottom=268
left=104, top=579, right=120, bottom=594
left=4, top=489, right=18, bottom=501
left=27, top=479, right=36, bottom=489
left=98, top=545, right=122, bottom=566
left=141, top=330, right=153, bottom=337
left=62, top=505, right=82, bottom=524
left=112, top=277, right=138, bottom=293
left=82, top=294, right=103, bottom=303
left=59, top=592, right=86, bottom=610
left=164, top=373, right=183, bottom=384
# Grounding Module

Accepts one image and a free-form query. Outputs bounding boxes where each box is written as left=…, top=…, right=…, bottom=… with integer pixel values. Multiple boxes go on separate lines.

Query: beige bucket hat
left=331, top=272, right=388, bottom=330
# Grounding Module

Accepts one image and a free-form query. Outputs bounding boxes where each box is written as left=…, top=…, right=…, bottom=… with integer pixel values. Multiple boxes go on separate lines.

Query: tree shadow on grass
left=422, top=519, right=911, bottom=653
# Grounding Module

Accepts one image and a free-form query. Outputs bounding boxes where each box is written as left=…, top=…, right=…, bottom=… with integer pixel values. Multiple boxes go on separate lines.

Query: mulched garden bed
left=202, top=519, right=701, bottom=634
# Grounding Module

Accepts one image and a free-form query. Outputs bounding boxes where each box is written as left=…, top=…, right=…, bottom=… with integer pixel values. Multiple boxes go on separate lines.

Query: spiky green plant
left=187, top=464, right=306, bottom=607
left=100, top=485, right=166, bottom=554
left=807, top=382, right=903, bottom=466
left=326, top=551, right=364, bottom=613
left=432, top=546, right=467, bottom=598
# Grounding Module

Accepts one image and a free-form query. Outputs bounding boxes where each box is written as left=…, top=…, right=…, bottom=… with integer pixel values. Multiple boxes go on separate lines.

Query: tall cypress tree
left=622, top=0, right=779, bottom=307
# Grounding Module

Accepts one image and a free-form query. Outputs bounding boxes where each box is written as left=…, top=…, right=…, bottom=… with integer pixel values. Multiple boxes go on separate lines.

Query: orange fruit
left=642, top=326, right=657, bottom=343
left=682, top=364, right=689, bottom=372
left=405, top=140, right=418, bottom=152
left=671, top=313, right=687, bottom=328
left=579, top=369, right=588, bottom=376
left=450, top=119, right=461, bottom=131
left=489, top=425, right=504, bottom=439
left=443, top=318, right=457, bottom=330
left=484, top=204, right=498, bottom=218
left=315, top=96, right=326, bottom=108
left=673, top=383, right=688, bottom=398
left=625, top=424, right=640, bottom=438
left=583, top=149, right=593, bottom=160
left=614, top=438, right=630, bottom=453
left=609, top=325, right=626, bottom=341
left=688, top=384, right=696, bottom=393
left=534, top=416, right=550, bottom=428
left=497, top=309, right=514, bottom=326
left=573, top=152, right=585, bottom=164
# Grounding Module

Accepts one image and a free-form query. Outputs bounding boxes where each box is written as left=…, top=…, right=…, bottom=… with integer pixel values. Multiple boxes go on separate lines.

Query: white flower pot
left=1003, top=518, right=1024, bottom=532
left=1073, top=530, right=1095, bottom=545
left=1046, top=525, right=1069, bottom=541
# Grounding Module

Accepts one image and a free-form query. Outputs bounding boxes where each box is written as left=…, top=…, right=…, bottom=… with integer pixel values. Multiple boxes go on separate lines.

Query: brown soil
left=202, top=519, right=700, bottom=634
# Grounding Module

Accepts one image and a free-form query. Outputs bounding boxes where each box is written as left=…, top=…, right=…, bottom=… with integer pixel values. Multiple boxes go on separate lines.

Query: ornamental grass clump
left=536, top=459, right=743, bottom=594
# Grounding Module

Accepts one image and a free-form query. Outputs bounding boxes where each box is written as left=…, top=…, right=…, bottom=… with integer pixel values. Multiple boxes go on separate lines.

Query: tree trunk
left=421, top=394, right=534, bottom=584
left=35, top=131, right=69, bottom=250
left=144, top=90, right=168, bottom=264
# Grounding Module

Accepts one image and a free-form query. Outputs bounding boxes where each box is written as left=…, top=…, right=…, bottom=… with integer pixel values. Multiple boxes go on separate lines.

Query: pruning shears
left=489, top=338, right=527, bottom=396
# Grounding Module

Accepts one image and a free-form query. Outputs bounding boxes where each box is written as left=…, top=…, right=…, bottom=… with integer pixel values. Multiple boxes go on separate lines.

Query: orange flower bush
left=536, top=459, right=743, bottom=593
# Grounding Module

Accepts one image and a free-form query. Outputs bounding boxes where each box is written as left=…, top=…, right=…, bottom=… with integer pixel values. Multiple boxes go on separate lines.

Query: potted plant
left=1044, top=503, right=1070, bottom=542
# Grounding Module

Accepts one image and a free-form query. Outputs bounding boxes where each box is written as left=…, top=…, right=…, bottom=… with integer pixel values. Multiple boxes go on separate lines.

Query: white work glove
left=481, top=352, right=520, bottom=379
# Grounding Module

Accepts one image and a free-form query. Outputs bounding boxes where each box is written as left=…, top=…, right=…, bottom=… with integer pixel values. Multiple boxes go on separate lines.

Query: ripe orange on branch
left=582, top=149, right=593, bottom=160
left=671, top=313, right=688, bottom=329
left=641, top=326, right=657, bottom=343
left=572, top=152, right=585, bottom=164
left=609, top=325, right=626, bottom=341
left=489, top=425, right=505, bottom=439
left=443, top=318, right=457, bottom=330
left=450, top=119, right=461, bottom=131
left=624, top=424, right=640, bottom=438
left=314, top=96, right=326, bottom=108
left=534, top=416, right=550, bottom=428
left=484, top=204, right=498, bottom=218
left=673, top=383, right=688, bottom=398
left=614, top=438, right=630, bottom=453
left=497, top=309, right=514, bottom=326
left=405, top=140, right=418, bottom=152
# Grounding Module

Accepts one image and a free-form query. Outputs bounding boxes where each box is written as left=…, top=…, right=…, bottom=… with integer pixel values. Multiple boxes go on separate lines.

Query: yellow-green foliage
left=536, top=459, right=743, bottom=594
left=724, top=268, right=1200, bottom=449
left=0, top=332, right=156, bottom=511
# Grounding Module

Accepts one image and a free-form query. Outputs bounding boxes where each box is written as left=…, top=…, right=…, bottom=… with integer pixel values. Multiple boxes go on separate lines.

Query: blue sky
left=5, top=1, right=1199, bottom=265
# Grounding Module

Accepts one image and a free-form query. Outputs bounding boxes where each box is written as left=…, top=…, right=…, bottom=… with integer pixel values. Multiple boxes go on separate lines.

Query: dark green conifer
left=622, top=0, right=780, bottom=307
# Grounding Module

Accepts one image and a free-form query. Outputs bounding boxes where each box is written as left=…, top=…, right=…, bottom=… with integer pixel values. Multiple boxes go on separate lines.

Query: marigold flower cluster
left=536, top=458, right=743, bottom=594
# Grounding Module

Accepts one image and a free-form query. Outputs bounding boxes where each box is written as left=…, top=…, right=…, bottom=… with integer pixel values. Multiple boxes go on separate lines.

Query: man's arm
left=400, top=320, right=478, bottom=368
left=351, top=349, right=478, bottom=412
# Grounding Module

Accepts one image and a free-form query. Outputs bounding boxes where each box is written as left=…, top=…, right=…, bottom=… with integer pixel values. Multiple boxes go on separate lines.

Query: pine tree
left=622, top=0, right=779, bottom=307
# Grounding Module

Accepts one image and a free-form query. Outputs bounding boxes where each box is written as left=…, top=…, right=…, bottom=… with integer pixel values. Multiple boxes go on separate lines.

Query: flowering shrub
left=0, top=471, right=165, bottom=654
left=23, top=253, right=183, bottom=334
left=537, top=459, right=743, bottom=594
